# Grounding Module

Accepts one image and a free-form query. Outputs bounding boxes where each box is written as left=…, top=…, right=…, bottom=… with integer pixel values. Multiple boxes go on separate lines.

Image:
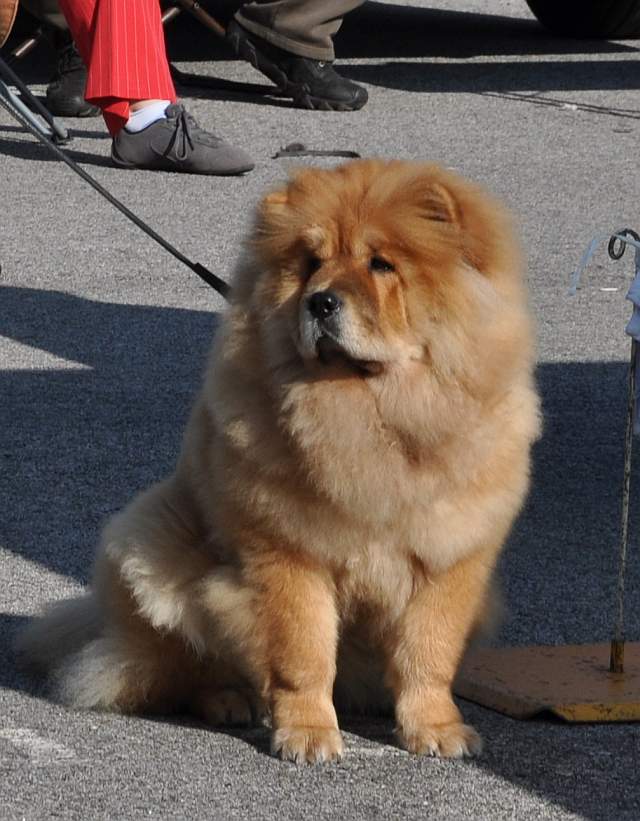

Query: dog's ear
left=254, top=169, right=328, bottom=261
left=257, top=187, right=290, bottom=232
left=260, top=188, right=289, bottom=219
left=257, top=167, right=319, bottom=224
left=415, top=168, right=518, bottom=278
left=253, top=184, right=295, bottom=263
left=422, top=181, right=461, bottom=225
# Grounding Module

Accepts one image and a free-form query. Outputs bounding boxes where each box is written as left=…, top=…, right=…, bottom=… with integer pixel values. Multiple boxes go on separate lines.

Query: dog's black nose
left=308, top=291, right=342, bottom=320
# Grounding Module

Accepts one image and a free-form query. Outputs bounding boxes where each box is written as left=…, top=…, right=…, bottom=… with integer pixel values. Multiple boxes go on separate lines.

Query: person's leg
left=56, top=0, right=253, bottom=174
left=20, top=0, right=99, bottom=117
left=228, top=0, right=367, bottom=111
left=235, top=0, right=364, bottom=61
left=227, top=0, right=368, bottom=111
left=59, top=0, right=175, bottom=135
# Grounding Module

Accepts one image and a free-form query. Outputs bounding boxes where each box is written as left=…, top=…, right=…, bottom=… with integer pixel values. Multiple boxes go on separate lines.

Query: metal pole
left=0, top=76, right=59, bottom=140
left=175, top=0, right=226, bottom=38
left=610, top=339, right=636, bottom=673
left=607, top=230, right=640, bottom=673
left=161, top=7, right=183, bottom=26
left=0, top=53, right=68, bottom=142
left=6, top=27, right=44, bottom=65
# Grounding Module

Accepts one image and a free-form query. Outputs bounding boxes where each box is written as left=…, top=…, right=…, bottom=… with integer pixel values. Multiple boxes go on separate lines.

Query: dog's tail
left=15, top=598, right=142, bottom=711
left=15, top=596, right=103, bottom=677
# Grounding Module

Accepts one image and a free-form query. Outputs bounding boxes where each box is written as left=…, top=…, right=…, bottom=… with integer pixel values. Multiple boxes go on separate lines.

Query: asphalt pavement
left=2, top=1, right=640, bottom=818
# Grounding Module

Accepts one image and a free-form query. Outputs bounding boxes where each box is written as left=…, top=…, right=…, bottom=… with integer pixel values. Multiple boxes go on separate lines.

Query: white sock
left=124, top=101, right=171, bottom=133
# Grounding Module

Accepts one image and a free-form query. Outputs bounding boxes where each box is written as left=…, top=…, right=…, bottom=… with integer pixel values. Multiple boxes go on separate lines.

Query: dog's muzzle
left=298, top=291, right=383, bottom=375
left=299, top=290, right=344, bottom=358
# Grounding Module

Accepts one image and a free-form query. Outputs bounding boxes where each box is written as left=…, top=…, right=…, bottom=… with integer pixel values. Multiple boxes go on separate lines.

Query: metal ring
left=609, top=229, right=640, bottom=261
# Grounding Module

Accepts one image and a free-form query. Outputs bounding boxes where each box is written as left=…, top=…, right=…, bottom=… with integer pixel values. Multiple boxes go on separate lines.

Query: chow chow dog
left=19, top=160, right=540, bottom=763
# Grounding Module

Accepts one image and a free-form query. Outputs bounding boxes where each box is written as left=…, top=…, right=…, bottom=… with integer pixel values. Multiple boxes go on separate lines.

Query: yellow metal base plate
left=454, top=642, right=640, bottom=722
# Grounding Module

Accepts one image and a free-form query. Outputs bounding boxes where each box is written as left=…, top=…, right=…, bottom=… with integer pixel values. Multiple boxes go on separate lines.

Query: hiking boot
left=111, top=103, right=254, bottom=175
left=46, top=41, right=99, bottom=118
left=226, top=20, right=368, bottom=112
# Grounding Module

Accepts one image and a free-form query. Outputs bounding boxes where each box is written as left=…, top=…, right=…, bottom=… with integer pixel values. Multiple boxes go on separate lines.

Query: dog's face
left=295, top=219, right=423, bottom=376
left=240, top=160, right=520, bottom=381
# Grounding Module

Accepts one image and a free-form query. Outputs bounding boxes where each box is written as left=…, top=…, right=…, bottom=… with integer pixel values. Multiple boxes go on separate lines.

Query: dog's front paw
left=397, top=721, right=482, bottom=758
left=271, top=726, right=344, bottom=764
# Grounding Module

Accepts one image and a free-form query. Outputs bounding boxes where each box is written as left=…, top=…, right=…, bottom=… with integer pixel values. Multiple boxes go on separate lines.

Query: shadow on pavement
left=2, top=285, right=639, bottom=818
left=0, top=123, right=109, bottom=140
left=0, top=286, right=218, bottom=582
left=339, top=1, right=640, bottom=60
left=178, top=1, right=640, bottom=103
left=162, top=1, right=640, bottom=61
left=0, top=135, right=113, bottom=167
left=0, top=613, right=45, bottom=698
left=342, top=58, right=640, bottom=99
left=5, top=1, right=639, bottom=93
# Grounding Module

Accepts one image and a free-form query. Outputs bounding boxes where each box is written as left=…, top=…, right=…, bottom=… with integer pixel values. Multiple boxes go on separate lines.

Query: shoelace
left=166, top=106, right=195, bottom=162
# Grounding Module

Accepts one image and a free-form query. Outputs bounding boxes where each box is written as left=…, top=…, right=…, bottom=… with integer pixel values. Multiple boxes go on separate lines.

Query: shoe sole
left=110, top=151, right=254, bottom=176
left=227, top=23, right=366, bottom=112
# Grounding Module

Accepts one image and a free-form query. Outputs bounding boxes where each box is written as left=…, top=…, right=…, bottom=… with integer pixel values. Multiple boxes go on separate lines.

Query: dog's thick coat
left=19, top=160, right=540, bottom=762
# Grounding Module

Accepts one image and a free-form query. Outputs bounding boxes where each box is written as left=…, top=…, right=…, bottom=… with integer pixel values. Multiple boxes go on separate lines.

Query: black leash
left=0, top=88, right=232, bottom=301
left=1, top=77, right=362, bottom=299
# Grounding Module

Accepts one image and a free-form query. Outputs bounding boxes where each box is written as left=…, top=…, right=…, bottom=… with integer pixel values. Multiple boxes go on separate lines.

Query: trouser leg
left=57, top=0, right=176, bottom=135
left=235, top=0, right=364, bottom=61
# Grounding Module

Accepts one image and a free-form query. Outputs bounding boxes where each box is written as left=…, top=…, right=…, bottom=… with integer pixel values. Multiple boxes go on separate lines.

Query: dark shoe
left=46, top=42, right=99, bottom=118
left=226, top=20, right=368, bottom=112
left=111, top=103, right=254, bottom=175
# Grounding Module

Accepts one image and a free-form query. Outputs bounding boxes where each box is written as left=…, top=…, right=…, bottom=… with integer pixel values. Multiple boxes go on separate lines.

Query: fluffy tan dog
left=19, top=160, right=540, bottom=763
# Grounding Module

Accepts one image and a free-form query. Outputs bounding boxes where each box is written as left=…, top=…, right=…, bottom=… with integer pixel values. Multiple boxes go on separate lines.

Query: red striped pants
left=58, top=0, right=177, bottom=135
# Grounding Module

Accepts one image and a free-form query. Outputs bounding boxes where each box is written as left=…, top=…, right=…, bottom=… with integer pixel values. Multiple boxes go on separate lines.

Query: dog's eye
left=369, top=256, right=394, bottom=274
left=304, top=254, right=322, bottom=279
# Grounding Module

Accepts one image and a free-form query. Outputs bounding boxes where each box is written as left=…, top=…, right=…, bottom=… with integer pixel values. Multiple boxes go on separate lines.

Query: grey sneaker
left=111, top=104, right=254, bottom=175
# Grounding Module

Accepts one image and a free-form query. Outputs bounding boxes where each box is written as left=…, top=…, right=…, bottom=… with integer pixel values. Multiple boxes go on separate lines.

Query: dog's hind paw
left=195, top=688, right=258, bottom=727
